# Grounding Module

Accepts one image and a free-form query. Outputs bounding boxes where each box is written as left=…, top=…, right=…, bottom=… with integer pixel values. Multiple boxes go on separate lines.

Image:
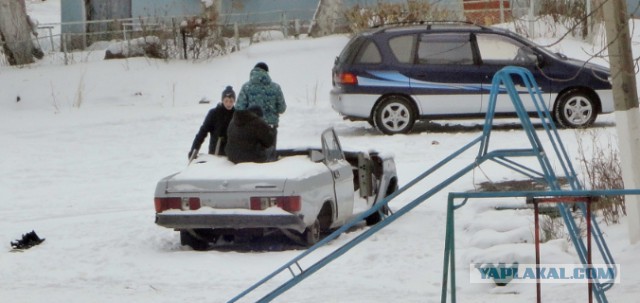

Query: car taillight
left=336, top=72, right=358, bottom=85
left=154, top=197, right=201, bottom=213
left=250, top=196, right=301, bottom=212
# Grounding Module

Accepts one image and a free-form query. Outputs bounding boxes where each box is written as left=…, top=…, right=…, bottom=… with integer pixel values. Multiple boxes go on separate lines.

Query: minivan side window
left=476, top=34, right=533, bottom=65
left=417, top=33, right=473, bottom=65
left=356, top=40, right=382, bottom=64
left=389, top=35, right=415, bottom=64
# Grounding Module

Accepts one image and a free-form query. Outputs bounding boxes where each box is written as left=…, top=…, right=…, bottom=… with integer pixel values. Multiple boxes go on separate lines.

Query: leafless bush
left=73, top=70, right=86, bottom=108
left=533, top=130, right=626, bottom=243
left=0, top=45, right=6, bottom=65
left=576, top=130, right=625, bottom=224
left=49, top=82, right=60, bottom=114
left=540, top=213, right=565, bottom=242
left=343, top=0, right=458, bottom=33
left=534, top=0, right=605, bottom=39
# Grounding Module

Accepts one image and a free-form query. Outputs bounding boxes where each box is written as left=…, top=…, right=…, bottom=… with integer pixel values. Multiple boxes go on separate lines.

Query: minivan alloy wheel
left=374, top=96, right=415, bottom=134
left=554, top=90, right=597, bottom=128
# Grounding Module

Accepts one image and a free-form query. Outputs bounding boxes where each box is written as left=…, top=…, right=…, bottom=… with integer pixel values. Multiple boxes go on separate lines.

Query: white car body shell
left=154, top=129, right=397, bottom=236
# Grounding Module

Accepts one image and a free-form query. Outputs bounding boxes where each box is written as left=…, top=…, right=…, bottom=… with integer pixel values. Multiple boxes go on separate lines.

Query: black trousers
left=267, top=125, right=278, bottom=161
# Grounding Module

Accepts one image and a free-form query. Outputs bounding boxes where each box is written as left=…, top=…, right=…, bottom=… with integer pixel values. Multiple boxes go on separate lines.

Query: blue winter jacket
left=235, top=68, right=286, bottom=126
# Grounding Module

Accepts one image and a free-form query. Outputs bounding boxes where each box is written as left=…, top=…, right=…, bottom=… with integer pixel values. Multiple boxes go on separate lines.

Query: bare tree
left=0, top=0, right=41, bottom=65
left=603, top=0, right=640, bottom=244
left=309, top=0, right=343, bottom=37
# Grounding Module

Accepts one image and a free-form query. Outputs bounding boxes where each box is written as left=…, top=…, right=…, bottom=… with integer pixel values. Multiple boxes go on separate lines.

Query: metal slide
left=443, top=66, right=617, bottom=303
left=229, top=66, right=614, bottom=302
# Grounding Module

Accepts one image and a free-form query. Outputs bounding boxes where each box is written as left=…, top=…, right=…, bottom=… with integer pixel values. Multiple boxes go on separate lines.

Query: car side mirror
left=536, top=53, right=545, bottom=67
left=310, top=149, right=325, bottom=162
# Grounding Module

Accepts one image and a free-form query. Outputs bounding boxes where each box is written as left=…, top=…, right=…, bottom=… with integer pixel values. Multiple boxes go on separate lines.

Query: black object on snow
left=11, top=230, right=45, bottom=250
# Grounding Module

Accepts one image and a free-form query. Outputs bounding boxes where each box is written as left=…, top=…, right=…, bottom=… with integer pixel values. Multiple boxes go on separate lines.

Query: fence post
left=62, top=33, right=68, bottom=65
left=181, top=29, right=188, bottom=60
left=281, top=11, right=288, bottom=37
left=294, top=19, right=300, bottom=39
left=171, top=17, right=177, bottom=49
left=234, top=22, right=240, bottom=51
left=122, top=23, right=131, bottom=56
left=46, top=26, right=54, bottom=52
left=82, top=25, right=87, bottom=50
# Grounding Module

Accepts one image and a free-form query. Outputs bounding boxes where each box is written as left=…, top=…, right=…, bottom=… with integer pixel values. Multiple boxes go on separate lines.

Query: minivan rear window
left=417, top=33, right=473, bottom=65
left=336, top=36, right=366, bottom=65
left=356, top=40, right=382, bottom=64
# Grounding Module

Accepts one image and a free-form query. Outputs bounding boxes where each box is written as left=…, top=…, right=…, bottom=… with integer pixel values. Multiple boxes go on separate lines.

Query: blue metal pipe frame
left=230, top=66, right=631, bottom=303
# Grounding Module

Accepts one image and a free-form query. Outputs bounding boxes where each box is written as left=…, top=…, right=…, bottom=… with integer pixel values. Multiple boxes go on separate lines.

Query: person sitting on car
left=188, top=86, right=236, bottom=159
left=225, top=105, right=275, bottom=164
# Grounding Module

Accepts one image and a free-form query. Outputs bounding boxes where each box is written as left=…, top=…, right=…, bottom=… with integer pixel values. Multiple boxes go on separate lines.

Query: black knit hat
left=254, top=62, right=269, bottom=72
left=221, top=85, right=235, bottom=100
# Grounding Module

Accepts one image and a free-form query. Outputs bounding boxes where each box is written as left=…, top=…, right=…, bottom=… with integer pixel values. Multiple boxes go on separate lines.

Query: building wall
left=86, top=0, right=131, bottom=35
left=61, top=0, right=204, bottom=26
left=60, top=0, right=86, bottom=33
left=219, top=0, right=318, bottom=24
left=132, top=0, right=202, bottom=18
left=628, top=0, right=639, bottom=17
left=219, top=0, right=460, bottom=24
left=88, top=0, right=131, bottom=20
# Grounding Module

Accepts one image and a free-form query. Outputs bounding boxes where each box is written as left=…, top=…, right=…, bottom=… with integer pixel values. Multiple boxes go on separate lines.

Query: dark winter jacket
left=190, top=103, right=235, bottom=156
left=225, top=109, right=275, bottom=164
left=235, top=68, right=286, bottom=126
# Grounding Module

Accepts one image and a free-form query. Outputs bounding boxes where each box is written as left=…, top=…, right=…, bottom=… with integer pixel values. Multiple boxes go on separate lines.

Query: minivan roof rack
left=371, top=20, right=489, bottom=30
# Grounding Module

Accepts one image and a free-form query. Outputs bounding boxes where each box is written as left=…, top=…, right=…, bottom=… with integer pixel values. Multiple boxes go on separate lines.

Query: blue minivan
left=330, top=22, right=613, bottom=134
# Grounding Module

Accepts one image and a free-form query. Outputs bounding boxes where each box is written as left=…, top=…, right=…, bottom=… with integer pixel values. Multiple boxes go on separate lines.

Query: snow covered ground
left=2, top=1, right=640, bottom=302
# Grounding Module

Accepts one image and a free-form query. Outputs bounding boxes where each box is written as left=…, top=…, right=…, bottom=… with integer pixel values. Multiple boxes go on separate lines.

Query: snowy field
left=2, top=1, right=640, bottom=302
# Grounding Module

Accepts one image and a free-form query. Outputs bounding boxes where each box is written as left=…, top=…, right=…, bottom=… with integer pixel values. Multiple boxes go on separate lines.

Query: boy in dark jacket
left=188, top=86, right=236, bottom=158
left=225, top=105, right=275, bottom=164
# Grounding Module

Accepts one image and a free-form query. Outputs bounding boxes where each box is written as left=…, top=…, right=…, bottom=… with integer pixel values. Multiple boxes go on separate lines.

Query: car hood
left=561, top=55, right=610, bottom=75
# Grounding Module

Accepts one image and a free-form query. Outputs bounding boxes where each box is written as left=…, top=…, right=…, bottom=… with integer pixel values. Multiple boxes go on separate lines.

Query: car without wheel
left=154, top=128, right=398, bottom=250
left=330, top=21, right=613, bottom=134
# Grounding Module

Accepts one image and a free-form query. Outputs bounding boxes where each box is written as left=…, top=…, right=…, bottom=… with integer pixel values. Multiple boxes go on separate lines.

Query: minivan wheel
left=374, top=96, right=416, bottom=135
left=554, top=90, right=597, bottom=128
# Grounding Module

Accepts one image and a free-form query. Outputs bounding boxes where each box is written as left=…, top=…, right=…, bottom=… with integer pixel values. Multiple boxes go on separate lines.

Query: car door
left=474, top=33, right=550, bottom=114
left=409, top=32, right=484, bottom=115
left=321, top=129, right=354, bottom=224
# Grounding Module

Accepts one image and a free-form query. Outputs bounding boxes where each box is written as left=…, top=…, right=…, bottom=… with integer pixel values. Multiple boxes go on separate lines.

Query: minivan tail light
left=337, top=72, right=358, bottom=85
left=154, top=197, right=201, bottom=213
left=250, top=196, right=302, bottom=212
